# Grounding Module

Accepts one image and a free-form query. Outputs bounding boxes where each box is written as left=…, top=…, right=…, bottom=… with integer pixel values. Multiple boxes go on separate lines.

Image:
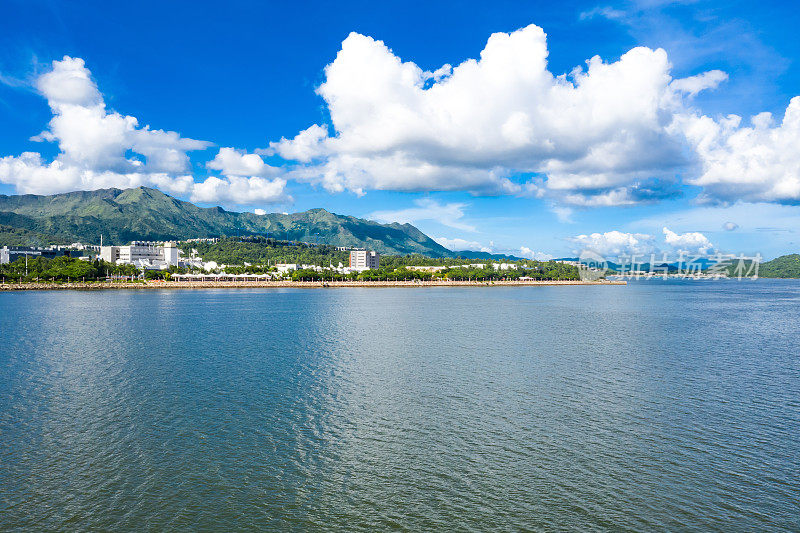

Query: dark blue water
left=1, top=281, right=798, bottom=531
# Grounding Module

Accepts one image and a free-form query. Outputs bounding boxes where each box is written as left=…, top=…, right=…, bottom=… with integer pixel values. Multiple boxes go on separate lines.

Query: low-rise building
left=68, top=242, right=99, bottom=251
left=492, top=263, right=518, bottom=271
left=406, top=265, right=448, bottom=272
left=1, top=246, right=71, bottom=264
left=99, top=241, right=180, bottom=269
left=275, top=263, right=323, bottom=275
left=276, top=263, right=299, bottom=274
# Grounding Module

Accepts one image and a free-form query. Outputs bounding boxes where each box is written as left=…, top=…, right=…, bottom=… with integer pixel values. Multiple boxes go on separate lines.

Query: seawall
left=1, top=279, right=626, bottom=291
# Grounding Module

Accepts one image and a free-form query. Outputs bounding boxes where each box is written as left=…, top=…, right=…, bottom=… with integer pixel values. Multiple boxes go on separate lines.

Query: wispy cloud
left=368, top=199, right=476, bottom=231
left=0, top=71, right=27, bottom=89
left=433, top=236, right=492, bottom=252
left=551, top=205, right=575, bottom=223
left=630, top=202, right=800, bottom=235
left=434, top=236, right=554, bottom=260
left=579, top=6, right=626, bottom=21
left=581, top=0, right=788, bottom=115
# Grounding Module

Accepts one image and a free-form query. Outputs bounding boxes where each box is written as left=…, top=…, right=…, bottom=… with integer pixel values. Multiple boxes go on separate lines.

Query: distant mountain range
left=0, top=187, right=513, bottom=259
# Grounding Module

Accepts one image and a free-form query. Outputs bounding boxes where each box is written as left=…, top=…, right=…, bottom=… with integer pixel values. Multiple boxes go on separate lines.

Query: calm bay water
left=1, top=281, right=798, bottom=531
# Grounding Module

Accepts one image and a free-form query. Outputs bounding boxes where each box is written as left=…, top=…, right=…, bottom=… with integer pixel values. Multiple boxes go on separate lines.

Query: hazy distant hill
left=0, top=187, right=454, bottom=256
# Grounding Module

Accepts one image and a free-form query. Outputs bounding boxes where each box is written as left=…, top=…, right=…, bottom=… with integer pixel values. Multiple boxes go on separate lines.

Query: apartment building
left=349, top=249, right=380, bottom=271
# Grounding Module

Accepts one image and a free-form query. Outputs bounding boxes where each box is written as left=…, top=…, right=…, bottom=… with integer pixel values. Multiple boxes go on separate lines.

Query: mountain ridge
left=0, top=186, right=459, bottom=256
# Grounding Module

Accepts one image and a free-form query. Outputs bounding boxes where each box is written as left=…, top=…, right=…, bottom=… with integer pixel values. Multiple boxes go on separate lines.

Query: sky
left=1, top=0, right=799, bottom=260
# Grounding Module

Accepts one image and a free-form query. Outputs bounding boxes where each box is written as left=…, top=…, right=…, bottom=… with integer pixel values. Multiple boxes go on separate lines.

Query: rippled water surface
left=1, top=281, right=799, bottom=531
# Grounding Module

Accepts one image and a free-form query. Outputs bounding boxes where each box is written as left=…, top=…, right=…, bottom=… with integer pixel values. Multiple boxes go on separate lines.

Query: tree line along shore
left=0, top=256, right=582, bottom=284
left=0, top=238, right=583, bottom=284
left=5, top=237, right=796, bottom=285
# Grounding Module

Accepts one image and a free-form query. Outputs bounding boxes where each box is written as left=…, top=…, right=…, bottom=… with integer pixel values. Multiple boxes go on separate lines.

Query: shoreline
left=0, top=279, right=626, bottom=291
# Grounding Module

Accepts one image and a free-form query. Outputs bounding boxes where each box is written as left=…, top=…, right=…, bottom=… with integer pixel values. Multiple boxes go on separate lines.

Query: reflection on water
left=1, top=282, right=799, bottom=530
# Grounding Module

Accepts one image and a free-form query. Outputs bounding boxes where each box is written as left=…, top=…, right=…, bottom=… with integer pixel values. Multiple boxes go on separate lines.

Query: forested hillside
left=0, top=187, right=453, bottom=256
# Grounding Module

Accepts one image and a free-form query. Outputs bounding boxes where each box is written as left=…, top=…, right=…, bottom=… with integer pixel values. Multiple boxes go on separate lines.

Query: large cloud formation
left=4, top=23, right=800, bottom=211
left=272, top=23, right=800, bottom=207
left=271, top=24, right=729, bottom=205
left=571, top=227, right=715, bottom=257
left=0, top=57, right=289, bottom=206
left=678, top=99, right=800, bottom=204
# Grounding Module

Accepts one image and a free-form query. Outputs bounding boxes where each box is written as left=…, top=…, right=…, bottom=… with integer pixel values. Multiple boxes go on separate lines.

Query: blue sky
left=1, top=0, right=799, bottom=259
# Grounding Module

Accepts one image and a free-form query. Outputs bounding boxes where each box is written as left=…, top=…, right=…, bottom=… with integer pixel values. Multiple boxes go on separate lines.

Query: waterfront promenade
left=0, top=279, right=625, bottom=291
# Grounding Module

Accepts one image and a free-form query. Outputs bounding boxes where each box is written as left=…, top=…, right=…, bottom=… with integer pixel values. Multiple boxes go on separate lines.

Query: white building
left=276, top=263, right=299, bottom=274
left=100, top=241, right=180, bottom=269
left=163, top=242, right=179, bottom=266
left=349, top=249, right=380, bottom=271
left=275, top=263, right=322, bottom=275
left=406, top=265, right=448, bottom=272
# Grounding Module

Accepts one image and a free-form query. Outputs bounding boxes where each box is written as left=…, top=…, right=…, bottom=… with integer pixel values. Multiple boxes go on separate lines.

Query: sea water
left=1, top=281, right=798, bottom=530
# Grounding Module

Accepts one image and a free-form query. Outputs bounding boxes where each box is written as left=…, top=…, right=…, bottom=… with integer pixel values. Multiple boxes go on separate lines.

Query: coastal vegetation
left=0, top=255, right=139, bottom=282
left=5, top=240, right=800, bottom=284
left=287, top=262, right=579, bottom=282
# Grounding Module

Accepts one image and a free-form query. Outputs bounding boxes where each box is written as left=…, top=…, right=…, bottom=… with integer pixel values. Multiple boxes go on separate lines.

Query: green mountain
left=0, top=187, right=453, bottom=256
left=714, top=253, right=800, bottom=279
left=758, top=254, right=800, bottom=278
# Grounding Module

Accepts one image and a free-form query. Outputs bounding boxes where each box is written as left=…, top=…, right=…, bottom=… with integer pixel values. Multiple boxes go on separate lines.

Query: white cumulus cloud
left=0, top=56, right=289, bottom=207
left=207, top=147, right=280, bottom=177
left=271, top=24, right=723, bottom=205
left=669, top=70, right=728, bottom=97
left=571, top=227, right=716, bottom=258
left=570, top=230, right=656, bottom=257
left=662, top=227, right=714, bottom=254
left=190, top=176, right=288, bottom=206
left=677, top=98, right=800, bottom=203
left=434, top=237, right=493, bottom=253
left=518, top=246, right=554, bottom=261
